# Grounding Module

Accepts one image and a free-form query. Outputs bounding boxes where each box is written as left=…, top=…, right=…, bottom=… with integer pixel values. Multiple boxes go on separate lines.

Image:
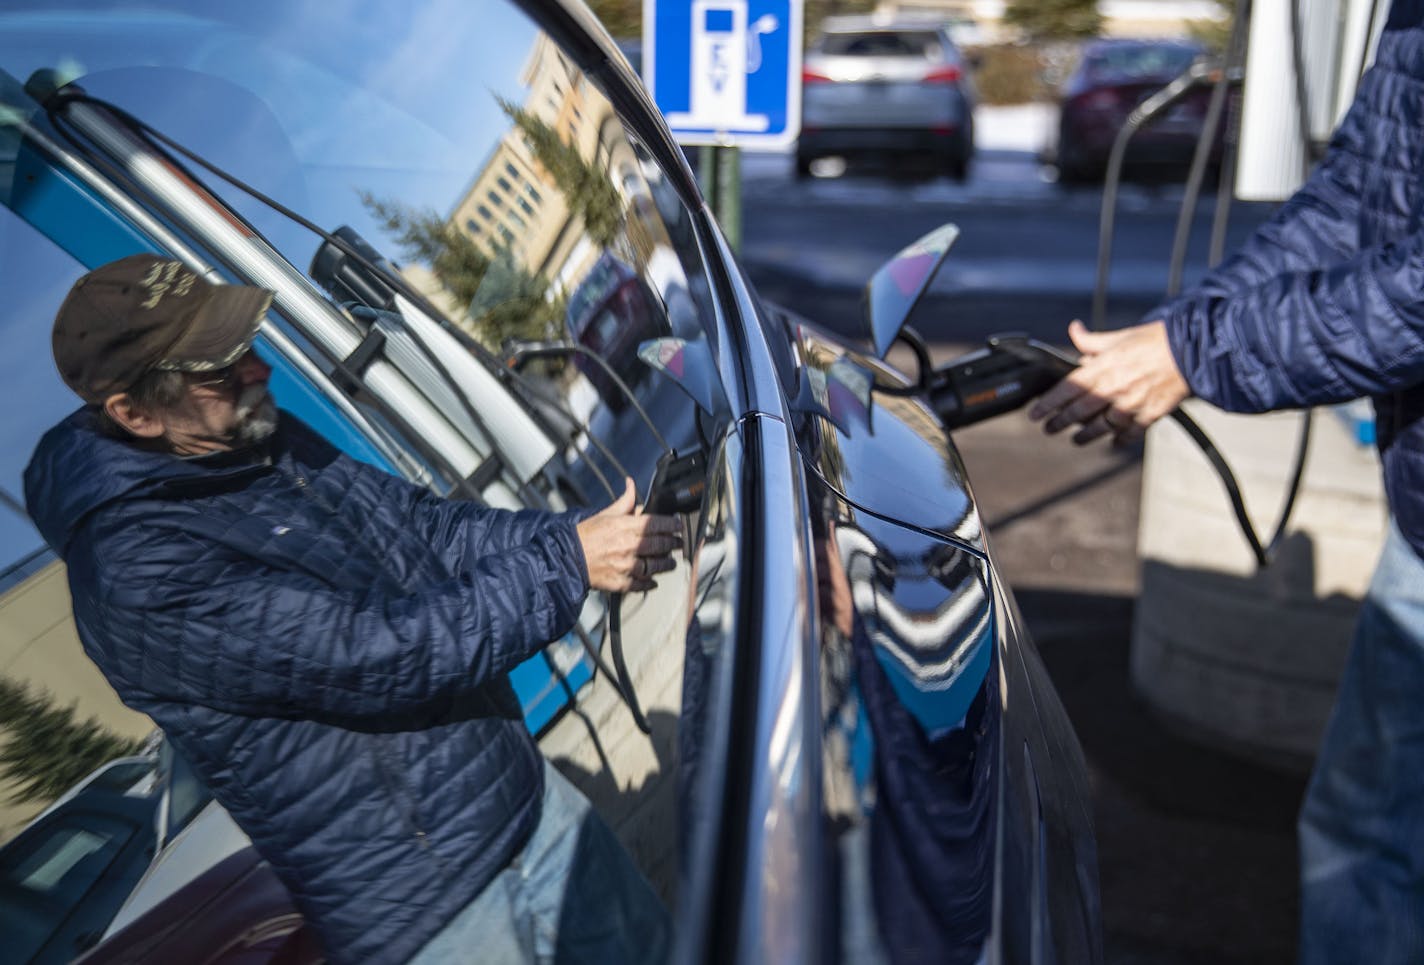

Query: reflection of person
left=24, top=255, right=678, bottom=965
left=1029, top=6, right=1424, bottom=959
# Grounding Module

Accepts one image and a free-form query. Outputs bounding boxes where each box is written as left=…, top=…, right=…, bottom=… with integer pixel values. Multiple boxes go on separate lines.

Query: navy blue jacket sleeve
left=1163, top=216, right=1424, bottom=411
left=1146, top=76, right=1369, bottom=326
left=92, top=517, right=590, bottom=723
left=354, top=455, right=588, bottom=566
left=1153, top=68, right=1424, bottom=411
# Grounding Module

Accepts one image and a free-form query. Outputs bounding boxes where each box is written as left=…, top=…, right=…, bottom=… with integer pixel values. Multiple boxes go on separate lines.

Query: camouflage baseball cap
left=52, top=254, right=274, bottom=403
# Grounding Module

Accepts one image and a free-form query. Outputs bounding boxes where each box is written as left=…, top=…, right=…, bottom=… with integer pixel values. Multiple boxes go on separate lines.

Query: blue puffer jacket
left=1159, top=0, right=1424, bottom=557
left=23, top=409, right=590, bottom=965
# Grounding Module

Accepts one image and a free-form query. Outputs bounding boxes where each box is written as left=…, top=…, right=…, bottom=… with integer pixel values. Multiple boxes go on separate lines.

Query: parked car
left=0, top=1, right=1099, bottom=962
left=563, top=252, right=662, bottom=409
left=0, top=743, right=255, bottom=965
left=0, top=761, right=159, bottom=965
left=1052, top=38, right=1223, bottom=184
left=799, top=16, right=977, bottom=180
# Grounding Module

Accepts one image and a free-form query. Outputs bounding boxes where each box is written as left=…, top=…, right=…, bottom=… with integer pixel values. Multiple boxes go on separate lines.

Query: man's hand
left=1027, top=319, right=1191, bottom=445
left=576, top=478, right=683, bottom=593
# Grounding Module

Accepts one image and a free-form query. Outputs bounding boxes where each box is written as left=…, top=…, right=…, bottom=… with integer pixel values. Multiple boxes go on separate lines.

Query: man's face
left=155, top=350, right=278, bottom=456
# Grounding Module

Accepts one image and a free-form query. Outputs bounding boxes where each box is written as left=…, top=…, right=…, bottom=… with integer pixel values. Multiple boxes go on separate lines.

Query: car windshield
left=818, top=30, right=943, bottom=59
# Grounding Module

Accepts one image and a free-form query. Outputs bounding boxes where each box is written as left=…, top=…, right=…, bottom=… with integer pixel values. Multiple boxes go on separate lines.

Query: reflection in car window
left=11, top=820, right=125, bottom=897
left=1, top=0, right=741, bottom=951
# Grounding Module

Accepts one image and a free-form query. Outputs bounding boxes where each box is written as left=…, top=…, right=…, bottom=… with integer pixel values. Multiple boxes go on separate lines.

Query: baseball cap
left=52, top=254, right=275, bottom=403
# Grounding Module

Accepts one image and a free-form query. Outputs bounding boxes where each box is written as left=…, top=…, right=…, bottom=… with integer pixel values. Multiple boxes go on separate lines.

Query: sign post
left=644, top=0, right=802, bottom=248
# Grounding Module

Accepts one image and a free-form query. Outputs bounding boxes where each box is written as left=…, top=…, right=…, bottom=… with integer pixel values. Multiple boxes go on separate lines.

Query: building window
left=508, top=211, right=526, bottom=230
left=497, top=176, right=513, bottom=193
left=498, top=225, right=515, bottom=245
left=526, top=184, right=543, bottom=204
left=517, top=197, right=534, bottom=216
left=505, top=162, right=521, bottom=181
left=477, top=204, right=493, bottom=220
left=488, top=190, right=504, bottom=208
left=465, top=218, right=482, bottom=234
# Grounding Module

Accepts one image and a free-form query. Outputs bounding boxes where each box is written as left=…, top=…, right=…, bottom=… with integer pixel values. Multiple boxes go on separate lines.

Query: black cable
left=540, top=649, right=616, bottom=773
left=1092, top=62, right=1214, bottom=329
left=1166, top=62, right=1240, bottom=297
left=879, top=326, right=935, bottom=396
left=607, top=598, right=652, bottom=735
left=504, top=341, right=671, bottom=453
left=1167, top=407, right=1310, bottom=567
left=1208, top=110, right=1241, bottom=266
left=1288, top=0, right=1324, bottom=170
left=499, top=371, right=623, bottom=500
left=1359, top=0, right=1385, bottom=83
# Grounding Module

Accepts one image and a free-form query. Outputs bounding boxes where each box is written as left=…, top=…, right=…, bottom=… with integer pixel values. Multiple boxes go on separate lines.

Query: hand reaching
left=1028, top=319, right=1191, bottom=446
left=575, top=478, right=683, bottom=593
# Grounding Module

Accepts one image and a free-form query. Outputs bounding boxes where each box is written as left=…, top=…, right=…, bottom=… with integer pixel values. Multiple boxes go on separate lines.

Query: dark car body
left=799, top=18, right=976, bottom=179
left=1054, top=38, right=1222, bottom=183
left=0, top=789, right=158, bottom=965
left=0, top=1, right=1099, bottom=963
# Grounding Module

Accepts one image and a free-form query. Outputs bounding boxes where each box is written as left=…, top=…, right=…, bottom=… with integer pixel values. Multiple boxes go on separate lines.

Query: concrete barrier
left=1131, top=401, right=1387, bottom=770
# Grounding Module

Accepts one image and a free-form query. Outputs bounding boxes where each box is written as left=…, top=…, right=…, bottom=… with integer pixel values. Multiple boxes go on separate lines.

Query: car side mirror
left=860, top=223, right=960, bottom=358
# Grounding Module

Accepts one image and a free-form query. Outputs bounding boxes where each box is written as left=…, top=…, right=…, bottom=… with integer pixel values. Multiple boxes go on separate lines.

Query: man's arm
left=1165, top=225, right=1424, bottom=410
left=96, top=518, right=589, bottom=725
left=1031, top=219, right=1424, bottom=443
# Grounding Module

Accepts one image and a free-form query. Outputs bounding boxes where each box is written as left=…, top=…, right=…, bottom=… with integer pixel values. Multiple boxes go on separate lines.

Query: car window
left=1084, top=44, right=1198, bottom=81
left=0, top=0, right=744, bottom=948
left=818, top=30, right=944, bottom=59
left=10, top=821, right=125, bottom=898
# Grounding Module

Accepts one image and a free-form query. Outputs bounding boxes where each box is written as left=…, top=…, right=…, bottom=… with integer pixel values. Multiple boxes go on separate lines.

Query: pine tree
left=497, top=97, right=625, bottom=252
left=1004, top=0, right=1102, bottom=41
left=359, top=192, right=562, bottom=348
left=0, top=677, right=147, bottom=805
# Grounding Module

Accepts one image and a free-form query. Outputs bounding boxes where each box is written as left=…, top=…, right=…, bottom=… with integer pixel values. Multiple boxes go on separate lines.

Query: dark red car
left=74, top=849, right=321, bottom=965
left=1053, top=38, right=1223, bottom=184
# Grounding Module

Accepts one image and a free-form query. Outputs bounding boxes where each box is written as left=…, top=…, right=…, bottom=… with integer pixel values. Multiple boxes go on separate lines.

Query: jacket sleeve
left=360, top=458, right=588, bottom=566
left=1145, top=78, right=1370, bottom=319
left=1164, top=221, right=1424, bottom=412
left=94, top=515, right=590, bottom=725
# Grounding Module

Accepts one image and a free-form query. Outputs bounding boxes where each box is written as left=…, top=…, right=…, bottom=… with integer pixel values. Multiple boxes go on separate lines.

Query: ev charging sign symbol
left=644, top=0, right=803, bottom=148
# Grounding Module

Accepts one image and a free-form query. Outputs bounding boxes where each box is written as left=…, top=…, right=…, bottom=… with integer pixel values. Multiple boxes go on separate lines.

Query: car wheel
left=794, top=152, right=813, bottom=179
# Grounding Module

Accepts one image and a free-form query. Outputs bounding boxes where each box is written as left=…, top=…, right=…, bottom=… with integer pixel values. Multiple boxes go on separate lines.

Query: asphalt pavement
left=740, top=110, right=1309, bottom=963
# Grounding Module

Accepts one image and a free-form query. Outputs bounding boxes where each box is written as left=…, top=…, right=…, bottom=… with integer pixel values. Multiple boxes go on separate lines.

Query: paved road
left=738, top=144, right=1307, bottom=963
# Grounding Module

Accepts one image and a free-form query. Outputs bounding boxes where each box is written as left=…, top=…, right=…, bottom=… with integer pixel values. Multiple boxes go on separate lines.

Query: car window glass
left=1085, top=45, right=1197, bottom=81
left=819, top=31, right=943, bottom=59
left=8, top=819, right=127, bottom=898
left=0, top=1, right=741, bottom=949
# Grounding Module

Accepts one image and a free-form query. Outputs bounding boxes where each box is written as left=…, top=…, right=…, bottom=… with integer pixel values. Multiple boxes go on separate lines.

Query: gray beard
left=233, top=385, right=279, bottom=445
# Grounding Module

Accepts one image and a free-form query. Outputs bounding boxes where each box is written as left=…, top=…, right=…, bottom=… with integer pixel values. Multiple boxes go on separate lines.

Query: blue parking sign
left=644, top=0, right=803, bottom=148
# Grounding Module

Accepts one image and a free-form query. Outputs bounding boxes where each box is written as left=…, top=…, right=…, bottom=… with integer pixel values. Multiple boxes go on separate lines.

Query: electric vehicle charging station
left=1118, top=0, right=1393, bottom=767
left=643, top=0, right=802, bottom=248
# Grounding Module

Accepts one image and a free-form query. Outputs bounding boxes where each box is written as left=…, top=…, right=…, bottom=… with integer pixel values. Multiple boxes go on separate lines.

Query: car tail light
left=802, top=68, right=833, bottom=85
left=923, top=66, right=962, bottom=85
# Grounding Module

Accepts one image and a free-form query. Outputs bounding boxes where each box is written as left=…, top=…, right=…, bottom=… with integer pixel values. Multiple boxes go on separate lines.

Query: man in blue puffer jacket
left=23, top=254, right=678, bottom=964
left=1029, top=1, right=1424, bottom=959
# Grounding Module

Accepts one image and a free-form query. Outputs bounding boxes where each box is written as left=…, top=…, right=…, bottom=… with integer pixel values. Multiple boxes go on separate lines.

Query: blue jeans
left=410, top=761, right=670, bottom=965
left=1299, top=519, right=1424, bottom=963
